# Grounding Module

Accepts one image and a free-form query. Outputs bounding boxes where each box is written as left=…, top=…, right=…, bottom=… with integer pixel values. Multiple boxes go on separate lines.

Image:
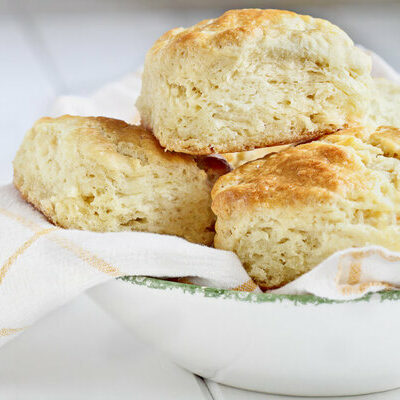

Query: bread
left=369, top=78, right=400, bottom=128
left=221, top=77, right=400, bottom=169
left=224, top=146, right=288, bottom=168
left=14, top=115, right=229, bottom=245
left=219, top=80, right=400, bottom=169
left=136, top=8, right=373, bottom=155
left=212, top=126, right=400, bottom=289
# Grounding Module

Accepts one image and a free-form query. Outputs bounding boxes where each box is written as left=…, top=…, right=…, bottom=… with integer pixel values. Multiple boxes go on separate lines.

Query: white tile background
left=1, top=2, right=400, bottom=399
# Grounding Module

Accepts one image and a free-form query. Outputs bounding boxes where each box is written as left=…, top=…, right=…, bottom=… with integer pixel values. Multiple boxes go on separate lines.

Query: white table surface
left=2, top=294, right=400, bottom=400
left=1, top=3, right=400, bottom=399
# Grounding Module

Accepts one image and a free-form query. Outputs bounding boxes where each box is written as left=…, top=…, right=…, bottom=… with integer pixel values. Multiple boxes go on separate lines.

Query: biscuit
left=212, top=126, right=400, bottom=289
left=137, top=9, right=373, bottom=155
left=369, top=78, right=400, bottom=128
left=14, top=115, right=229, bottom=245
left=222, top=77, right=400, bottom=169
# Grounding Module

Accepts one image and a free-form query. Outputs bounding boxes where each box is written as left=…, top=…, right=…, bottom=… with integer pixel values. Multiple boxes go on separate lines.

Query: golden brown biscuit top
left=151, top=9, right=340, bottom=53
left=34, top=115, right=197, bottom=171
left=211, top=126, right=400, bottom=216
left=32, top=115, right=232, bottom=184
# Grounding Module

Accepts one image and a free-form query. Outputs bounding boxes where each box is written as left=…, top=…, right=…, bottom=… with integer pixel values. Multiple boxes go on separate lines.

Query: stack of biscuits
left=14, top=9, right=400, bottom=290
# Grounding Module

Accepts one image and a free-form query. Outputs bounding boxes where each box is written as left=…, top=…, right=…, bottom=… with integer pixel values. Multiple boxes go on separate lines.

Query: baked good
left=212, top=126, right=400, bottom=289
left=224, top=146, right=288, bottom=168
left=369, top=78, right=400, bottom=128
left=14, top=115, right=229, bottom=245
left=224, top=78, right=400, bottom=169
left=136, top=8, right=373, bottom=155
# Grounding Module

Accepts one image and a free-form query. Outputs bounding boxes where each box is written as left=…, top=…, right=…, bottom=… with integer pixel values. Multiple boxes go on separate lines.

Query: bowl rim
left=119, top=276, right=400, bottom=305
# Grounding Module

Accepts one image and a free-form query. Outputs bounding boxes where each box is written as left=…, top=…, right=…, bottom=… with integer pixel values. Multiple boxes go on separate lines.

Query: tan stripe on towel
left=351, top=248, right=400, bottom=263
left=340, top=281, right=392, bottom=295
left=337, top=249, right=400, bottom=294
left=0, top=206, right=43, bottom=231
left=232, top=279, right=258, bottom=292
left=0, top=207, right=122, bottom=277
left=0, top=227, right=56, bottom=284
left=347, top=260, right=362, bottom=285
left=0, top=327, right=25, bottom=337
left=49, top=236, right=122, bottom=277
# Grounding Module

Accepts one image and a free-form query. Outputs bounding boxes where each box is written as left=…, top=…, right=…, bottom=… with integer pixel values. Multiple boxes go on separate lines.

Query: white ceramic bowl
left=88, top=276, right=400, bottom=397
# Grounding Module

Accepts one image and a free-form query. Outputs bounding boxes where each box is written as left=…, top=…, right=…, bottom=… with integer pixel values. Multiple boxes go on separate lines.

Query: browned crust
left=37, top=115, right=200, bottom=166
left=150, top=9, right=316, bottom=53
left=211, top=127, right=372, bottom=216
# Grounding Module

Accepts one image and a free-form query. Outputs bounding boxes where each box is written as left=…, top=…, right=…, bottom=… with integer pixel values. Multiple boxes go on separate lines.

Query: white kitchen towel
left=2, top=49, right=400, bottom=348
left=50, top=71, right=142, bottom=125
left=0, top=184, right=257, bottom=347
